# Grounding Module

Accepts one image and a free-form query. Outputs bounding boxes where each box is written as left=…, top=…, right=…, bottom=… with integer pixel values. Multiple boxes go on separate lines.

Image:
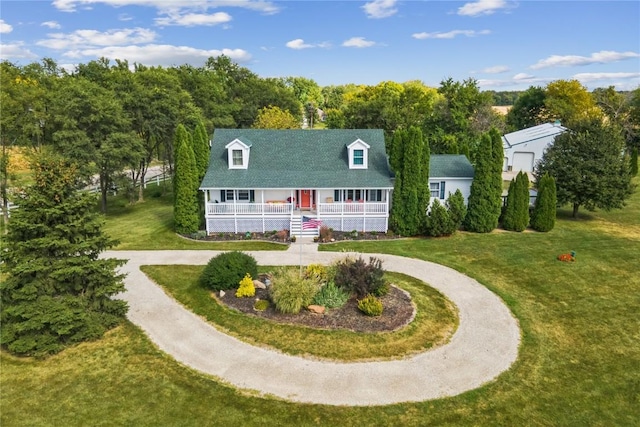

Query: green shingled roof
left=200, top=129, right=394, bottom=189
left=430, top=155, right=475, bottom=178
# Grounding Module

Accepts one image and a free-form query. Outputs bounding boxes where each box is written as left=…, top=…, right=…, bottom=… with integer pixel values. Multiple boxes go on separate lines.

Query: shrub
left=235, top=273, right=255, bottom=298
left=312, top=281, right=349, bottom=309
left=333, top=256, right=386, bottom=298
left=254, top=300, right=269, bottom=311
left=372, top=281, right=390, bottom=297
left=199, top=251, right=258, bottom=291
left=446, top=189, right=467, bottom=232
left=425, top=199, right=453, bottom=237
left=304, top=264, right=328, bottom=282
left=357, top=294, right=383, bottom=316
left=319, top=225, right=333, bottom=242
left=269, top=268, right=321, bottom=314
left=531, top=173, right=557, bottom=232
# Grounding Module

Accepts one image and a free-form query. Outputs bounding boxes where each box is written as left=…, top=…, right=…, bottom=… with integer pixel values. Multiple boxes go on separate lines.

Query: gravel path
left=105, top=243, right=520, bottom=406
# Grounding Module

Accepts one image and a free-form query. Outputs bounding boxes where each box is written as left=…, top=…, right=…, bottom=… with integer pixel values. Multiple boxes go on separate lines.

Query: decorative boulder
left=307, top=305, right=325, bottom=314
left=253, top=280, right=266, bottom=289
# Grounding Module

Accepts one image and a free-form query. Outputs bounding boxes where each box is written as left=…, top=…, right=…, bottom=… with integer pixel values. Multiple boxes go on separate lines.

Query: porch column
left=204, top=189, right=209, bottom=234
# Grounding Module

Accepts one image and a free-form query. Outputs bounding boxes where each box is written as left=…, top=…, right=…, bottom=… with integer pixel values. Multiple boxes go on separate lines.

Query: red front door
left=300, top=190, right=312, bottom=210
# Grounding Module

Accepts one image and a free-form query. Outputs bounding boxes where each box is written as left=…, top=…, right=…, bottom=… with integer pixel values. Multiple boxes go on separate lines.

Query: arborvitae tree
left=192, top=119, right=210, bottom=181
left=389, top=172, right=405, bottom=234
left=515, top=171, right=530, bottom=231
left=489, top=127, right=505, bottom=219
left=464, top=134, right=500, bottom=232
left=173, top=124, right=199, bottom=234
left=631, top=147, right=638, bottom=176
left=425, top=199, right=452, bottom=237
left=502, top=178, right=518, bottom=230
left=389, top=129, right=406, bottom=174
left=0, top=153, right=127, bottom=356
left=531, top=173, right=557, bottom=232
left=400, top=128, right=422, bottom=235
left=446, top=189, right=467, bottom=233
left=414, top=128, right=430, bottom=233
left=502, top=172, right=530, bottom=231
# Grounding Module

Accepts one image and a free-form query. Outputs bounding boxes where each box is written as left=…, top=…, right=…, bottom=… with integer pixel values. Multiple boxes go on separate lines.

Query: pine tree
left=192, top=119, right=210, bottom=181
left=464, top=134, right=500, bottom=232
left=0, top=153, right=127, bottom=356
left=531, top=173, right=557, bottom=232
left=173, top=124, right=199, bottom=234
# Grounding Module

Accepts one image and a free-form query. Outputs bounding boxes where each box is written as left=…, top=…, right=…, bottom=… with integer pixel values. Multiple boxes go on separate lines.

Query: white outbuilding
left=502, top=122, right=568, bottom=173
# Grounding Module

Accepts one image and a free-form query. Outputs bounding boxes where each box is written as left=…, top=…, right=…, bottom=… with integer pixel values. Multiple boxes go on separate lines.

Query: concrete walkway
left=105, top=243, right=520, bottom=406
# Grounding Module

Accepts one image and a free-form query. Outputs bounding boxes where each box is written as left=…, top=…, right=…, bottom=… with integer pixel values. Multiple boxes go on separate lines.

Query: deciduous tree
left=252, top=105, right=300, bottom=129
left=535, top=120, right=633, bottom=218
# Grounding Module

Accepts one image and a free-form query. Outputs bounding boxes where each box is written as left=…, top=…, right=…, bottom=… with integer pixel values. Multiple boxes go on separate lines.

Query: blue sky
left=1, top=0, right=639, bottom=90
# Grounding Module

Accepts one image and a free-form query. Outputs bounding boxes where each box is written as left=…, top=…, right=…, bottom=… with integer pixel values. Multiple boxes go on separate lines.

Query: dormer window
left=347, top=139, right=370, bottom=169
left=226, top=138, right=251, bottom=169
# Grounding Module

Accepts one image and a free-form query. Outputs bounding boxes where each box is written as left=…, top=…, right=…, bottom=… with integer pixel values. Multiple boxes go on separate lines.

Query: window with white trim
left=232, top=150, right=243, bottom=166
left=430, top=181, right=446, bottom=199
left=353, top=149, right=364, bottom=165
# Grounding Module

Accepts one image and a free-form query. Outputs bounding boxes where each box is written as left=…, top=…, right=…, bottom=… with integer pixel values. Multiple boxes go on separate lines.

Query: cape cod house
left=200, top=129, right=474, bottom=236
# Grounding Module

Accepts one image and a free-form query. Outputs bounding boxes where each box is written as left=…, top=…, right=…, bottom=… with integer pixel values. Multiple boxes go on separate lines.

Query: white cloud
left=482, top=65, right=509, bottom=74
left=155, top=12, right=232, bottom=26
left=42, top=21, right=62, bottom=29
left=37, top=28, right=157, bottom=49
left=118, top=13, right=133, bottom=21
left=342, top=37, right=376, bottom=48
left=285, top=39, right=314, bottom=50
left=573, top=72, right=640, bottom=83
left=513, top=72, right=534, bottom=80
left=362, top=0, right=398, bottom=19
left=531, top=50, right=640, bottom=69
left=458, top=0, right=509, bottom=17
left=63, top=44, right=251, bottom=66
left=412, top=29, right=490, bottom=39
left=53, top=0, right=279, bottom=14
left=0, top=19, right=13, bottom=33
left=0, top=42, right=38, bottom=60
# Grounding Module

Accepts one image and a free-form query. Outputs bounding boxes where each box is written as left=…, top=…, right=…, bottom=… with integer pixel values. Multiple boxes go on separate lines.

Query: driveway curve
left=105, top=247, right=520, bottom=406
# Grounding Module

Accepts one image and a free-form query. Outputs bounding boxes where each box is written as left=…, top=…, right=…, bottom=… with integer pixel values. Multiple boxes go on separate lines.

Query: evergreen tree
left=464, top=134, right=500, bottom=232
left=389, top=173, right=405, bottom=234
left=446, top=189, right=467, bottom=233
left=425, top=199, right=452, bottom=237
left=515, top=171, right=530, bottom=231
left=531, top=173, right=557, bottom=232
left=414, top=127, right=430, bottom=234
left=489, top=128, right=505, bottom=219
left=502, top=178, right=518, bottom=231
left=503, top=172, right=530, bottom=231
left=192, top=119, right=210, bottom=181
left=400, top=128, right=422, bottom=235
left=631, top=147, right=638, bottom=176
left=0, top=153, right=127, bottom=356
left=173, top=124, right=199, bottom=234
left=389, top=129, right=406, bottom=174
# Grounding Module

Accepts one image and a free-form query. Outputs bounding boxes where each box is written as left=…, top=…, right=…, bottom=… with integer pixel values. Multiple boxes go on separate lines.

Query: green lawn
left=102, top=187, right=286, bottom=251
left=2, top=179, right=639, bottom=426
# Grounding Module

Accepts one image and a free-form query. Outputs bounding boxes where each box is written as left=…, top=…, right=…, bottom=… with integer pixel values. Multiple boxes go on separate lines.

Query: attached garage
left=512, top=152, right=535, bottom=173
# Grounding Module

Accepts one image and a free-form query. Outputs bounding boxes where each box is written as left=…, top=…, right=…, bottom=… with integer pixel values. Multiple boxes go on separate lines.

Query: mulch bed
left=184, top=230, right=401, bottom=243
left=216, top=285, right=415, bottom=333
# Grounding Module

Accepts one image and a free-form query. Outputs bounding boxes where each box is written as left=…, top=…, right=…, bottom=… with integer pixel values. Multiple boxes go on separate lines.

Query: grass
left=102, top=186, right=286, bottom=251
left=140, top=266, right=457, bottom=361
left=2, top=178, right=639, bottom=425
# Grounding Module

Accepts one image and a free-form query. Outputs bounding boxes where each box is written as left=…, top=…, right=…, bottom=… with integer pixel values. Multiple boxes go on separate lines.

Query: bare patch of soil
left=216, top=285, right=415, bottom=333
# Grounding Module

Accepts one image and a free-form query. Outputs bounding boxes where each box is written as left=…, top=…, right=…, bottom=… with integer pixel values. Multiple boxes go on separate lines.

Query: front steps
left=290, top=215, right=319, bottom=237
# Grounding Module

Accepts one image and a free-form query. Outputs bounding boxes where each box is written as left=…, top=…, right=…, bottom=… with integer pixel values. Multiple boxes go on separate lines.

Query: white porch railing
left=206, top=202, right=293, bottom=215
left=317, top=202, right=387, bottom=215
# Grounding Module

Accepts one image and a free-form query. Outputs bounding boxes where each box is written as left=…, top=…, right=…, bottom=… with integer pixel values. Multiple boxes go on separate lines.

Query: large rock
left=307, top=305, right=325, bottom=314
left=253, top=280, right=266, bottom=289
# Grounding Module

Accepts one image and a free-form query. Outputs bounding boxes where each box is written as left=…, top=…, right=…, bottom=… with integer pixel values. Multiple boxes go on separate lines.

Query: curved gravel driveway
left=105, top=245, right=520, bottom=406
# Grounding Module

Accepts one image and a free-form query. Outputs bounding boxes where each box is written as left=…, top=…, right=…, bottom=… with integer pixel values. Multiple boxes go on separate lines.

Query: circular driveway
left=105, top=246, right=520, bottom=406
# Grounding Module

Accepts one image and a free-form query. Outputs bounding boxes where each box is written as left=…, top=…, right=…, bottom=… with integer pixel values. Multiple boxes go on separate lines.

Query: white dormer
left=225, top=139, right=251, bottom=169
left=347, top=139, right=370, bottom=169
